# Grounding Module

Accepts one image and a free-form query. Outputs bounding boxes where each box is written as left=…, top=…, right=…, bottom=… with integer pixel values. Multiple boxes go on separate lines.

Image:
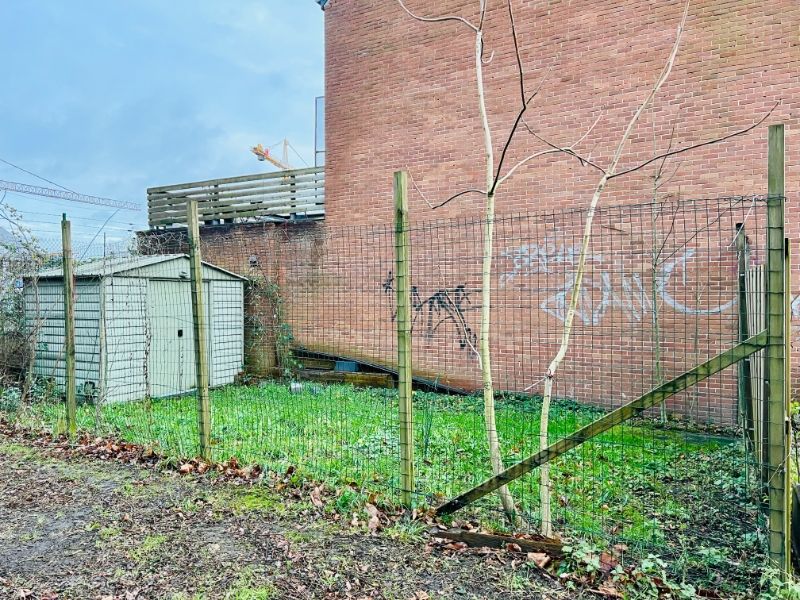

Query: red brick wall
left=318, top=0, right=800, bottom=423
left=324, top=1, right=798, bottom=225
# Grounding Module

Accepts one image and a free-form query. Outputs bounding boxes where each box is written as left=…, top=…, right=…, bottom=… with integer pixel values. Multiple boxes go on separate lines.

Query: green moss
left=225, top=489, right=285, bottom=515
left=131, top=534, right=168, bottom=563
left=98, top=526, right=123, bottom=541
left=225, top=567, right=277, bottom=600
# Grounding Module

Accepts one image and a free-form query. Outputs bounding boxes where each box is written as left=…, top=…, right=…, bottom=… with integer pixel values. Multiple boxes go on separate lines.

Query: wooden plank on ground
left=432, top=528, right=563, bottom=556
left=296, top=369, right=394, bottom=388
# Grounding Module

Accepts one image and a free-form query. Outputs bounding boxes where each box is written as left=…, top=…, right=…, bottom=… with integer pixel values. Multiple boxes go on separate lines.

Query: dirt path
left=0, top=436, right=568, bottom=600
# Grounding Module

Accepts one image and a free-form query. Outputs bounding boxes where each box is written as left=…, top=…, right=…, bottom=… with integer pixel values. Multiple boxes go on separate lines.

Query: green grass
left=7, top=382, right=756, bottom=557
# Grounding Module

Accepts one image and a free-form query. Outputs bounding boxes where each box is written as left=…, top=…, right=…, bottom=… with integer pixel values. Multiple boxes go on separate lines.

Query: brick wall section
left=325, top=1, right=799, bottom=225
left=318, top=0, right=800, bottom=423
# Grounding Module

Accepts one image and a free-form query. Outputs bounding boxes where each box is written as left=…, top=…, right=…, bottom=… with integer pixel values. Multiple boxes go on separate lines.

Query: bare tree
left=0, top=196, right=48, bottom=403
left=399, top=0, right=594, bottom=522
left=396, top=0, right=775, bottom=533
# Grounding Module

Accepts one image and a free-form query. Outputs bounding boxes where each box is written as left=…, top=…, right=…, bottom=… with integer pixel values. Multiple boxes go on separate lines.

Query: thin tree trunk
left=651, top=203, right=666, bottom=423
left=538, top=2, right=688, bottom=536
left=539, top=174, right=608, bottom=536
left=475, top=28, right=518, bottom=522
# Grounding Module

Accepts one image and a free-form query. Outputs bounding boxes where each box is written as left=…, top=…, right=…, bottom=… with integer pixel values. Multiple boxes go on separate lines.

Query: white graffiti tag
left=500, top=242, right=736, bottom=325
left=500, top=239, right=601, bottom=285
left=656, top=248, right=736, bottom=315
left=539, top=271, right=652, bottom=326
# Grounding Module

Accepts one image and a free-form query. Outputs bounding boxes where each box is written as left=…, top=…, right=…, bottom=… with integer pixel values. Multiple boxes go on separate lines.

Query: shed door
left=147, top=280, right=210, bottom=397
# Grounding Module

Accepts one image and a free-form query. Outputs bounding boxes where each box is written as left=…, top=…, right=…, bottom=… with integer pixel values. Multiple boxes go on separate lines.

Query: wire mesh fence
left=0, top=194, right=788, bottom=594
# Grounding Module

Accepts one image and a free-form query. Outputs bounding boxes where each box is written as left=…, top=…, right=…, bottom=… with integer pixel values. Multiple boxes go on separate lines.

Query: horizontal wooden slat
left=147, top=166, right=322, bottom=194
left=150, top=187, right=324, bottom=216
left=147, top=167, right=325, bottom=228
left=147, top=175, right=324, bottom=209
left=152, top=198, right=325, bottom=218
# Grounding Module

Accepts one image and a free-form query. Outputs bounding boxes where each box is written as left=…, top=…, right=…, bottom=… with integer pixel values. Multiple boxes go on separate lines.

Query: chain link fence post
left=764, top=123, right=790, bottom=575
left=60, top=214, right=77, bottom=436
left=394, top=171, right=414, bottom=507
left=187, top=199, right=212, bottom=461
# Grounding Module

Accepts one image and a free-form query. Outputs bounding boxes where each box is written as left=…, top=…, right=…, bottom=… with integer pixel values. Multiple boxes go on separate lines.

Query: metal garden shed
left=24, top=254, right=245, bottom=403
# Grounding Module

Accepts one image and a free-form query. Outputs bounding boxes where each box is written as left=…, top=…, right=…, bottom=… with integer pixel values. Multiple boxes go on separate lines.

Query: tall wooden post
left=394, top=171, right=414, bottom=506
left=736, top=224, right=755, bottom=448
left=785, top=237, right=793, bottom=573
left=61, top=214, right=77, bottom=436
left=764, top=123, right=790, bottom=574
left=187, top=200, right=212, bottom=461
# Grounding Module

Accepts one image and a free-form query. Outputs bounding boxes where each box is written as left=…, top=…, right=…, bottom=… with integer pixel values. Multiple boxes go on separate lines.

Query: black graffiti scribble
left=381, top=270, right=478, bottom=352
left=381, top=271, right=394, bottom=294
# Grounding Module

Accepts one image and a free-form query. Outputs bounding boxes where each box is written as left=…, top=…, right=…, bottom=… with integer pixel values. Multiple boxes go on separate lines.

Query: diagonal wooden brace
left=436, top=331, right=768, bottom=515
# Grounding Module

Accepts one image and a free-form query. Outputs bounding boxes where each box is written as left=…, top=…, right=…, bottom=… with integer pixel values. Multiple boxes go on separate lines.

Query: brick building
left=318, top=0, right=799, bottom=422
left=164, top=1, right=799, bottom=425
left=323, top=1, right=798, bottom=226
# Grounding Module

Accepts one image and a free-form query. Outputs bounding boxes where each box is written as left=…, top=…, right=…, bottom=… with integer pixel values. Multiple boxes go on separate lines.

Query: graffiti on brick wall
left=500, top=241, right=736, bottom=325
left=381, top=239, right=783, bottom=343
left=382, top=271, right=478, bottom=352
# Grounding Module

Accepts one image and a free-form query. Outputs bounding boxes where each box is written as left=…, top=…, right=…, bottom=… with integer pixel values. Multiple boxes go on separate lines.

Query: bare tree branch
left=432, top=189, right=487, bottom=209
left=406, top=170, right=486, bottom=210
left=479, top=0, right=488, bottom=31
left=495, top=148, right=563, bottom=187
left=488, top=1, right=552, bottom=195
left=610, top=101, right=779, bottom=179
left=507, top=0, right=526, bottom=105
left=489, top=68, right=553, bottom=194
left=397, top=0, right=479, bottom=33
left=522, top=118, right=607, bottom=174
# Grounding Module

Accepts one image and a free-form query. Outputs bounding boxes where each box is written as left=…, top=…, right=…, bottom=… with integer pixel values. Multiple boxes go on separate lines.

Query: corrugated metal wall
left=103, top=277, right=148, bottom=403
left=24, top=280, right=101, bottom=397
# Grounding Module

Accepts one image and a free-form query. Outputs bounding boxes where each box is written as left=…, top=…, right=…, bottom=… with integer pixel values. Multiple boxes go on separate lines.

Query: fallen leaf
left=596, top=584, right=623, bottom=598
left=310, top=486, right=324, bottom=508
left=599, top=551, right=618, bottom=572
left=526, top=552, right=551, bottom=568
left=365, top=503, right=381, bottom=531
left=443, top=542, right=468, bottom=551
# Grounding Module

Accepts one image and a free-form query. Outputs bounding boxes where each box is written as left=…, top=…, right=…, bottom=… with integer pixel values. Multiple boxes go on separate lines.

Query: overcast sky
left=0, top=1, right=324, bottom=250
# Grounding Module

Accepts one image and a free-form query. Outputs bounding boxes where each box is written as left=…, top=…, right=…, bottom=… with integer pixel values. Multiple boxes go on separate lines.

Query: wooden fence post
left=187, top=200, right=212, bottom=461
left=785, top=236, right=793, bottom=574
left=61, top=214, right=76, bottom=436
left=736, top=224, right=755, bottom=448
left=765, top=123, right=790, bottom=575
left=394, top=171, right=414, bottom=507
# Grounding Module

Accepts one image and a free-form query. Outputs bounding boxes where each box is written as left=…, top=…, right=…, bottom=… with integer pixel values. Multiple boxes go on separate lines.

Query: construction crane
left=0, top=179, right=140, bottom=211
left=251, top=139, right=292, bottom=170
